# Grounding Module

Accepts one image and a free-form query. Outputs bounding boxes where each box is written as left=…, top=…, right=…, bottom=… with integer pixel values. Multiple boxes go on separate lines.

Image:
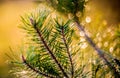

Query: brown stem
left=74, top=16, right=120, bottom=78
left=22, top=55, right=55, bottom=78
left=34, top=26, right=69, bottom=78
left=61, top=26, right=74, bottom=78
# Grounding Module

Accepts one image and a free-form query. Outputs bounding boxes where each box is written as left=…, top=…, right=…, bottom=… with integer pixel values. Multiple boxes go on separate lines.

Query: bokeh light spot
left=85, top=16, right=91, bottom=23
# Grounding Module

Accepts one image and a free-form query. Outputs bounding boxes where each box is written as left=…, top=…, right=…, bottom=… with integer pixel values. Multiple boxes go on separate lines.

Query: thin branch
left=74, top=16, right=120, bottom=78
left=33, top=25, right=69, bottom=78
left=61, top=26, right=74, bottom=78
left=22, top=55, right=55, bottom=78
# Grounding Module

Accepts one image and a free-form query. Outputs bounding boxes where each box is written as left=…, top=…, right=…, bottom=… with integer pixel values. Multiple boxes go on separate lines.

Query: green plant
left=9, top=8, right=89, bottom=78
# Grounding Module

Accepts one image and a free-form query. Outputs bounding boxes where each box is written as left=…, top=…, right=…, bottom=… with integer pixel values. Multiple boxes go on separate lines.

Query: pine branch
left=22, top=55, right=55, bottom=78
left=31, top=19, right=69, bottom=78
left=74, top=16, right=120, bottom=78
left=61, top=26, right=74, bottom=78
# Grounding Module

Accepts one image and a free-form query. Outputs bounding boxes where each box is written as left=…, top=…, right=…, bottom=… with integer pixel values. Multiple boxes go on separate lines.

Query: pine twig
left=32, top=21, right=69, bottom=78
left=61, top=26, right=74, bottom=78
left=22, top=55, right=55, bottom=78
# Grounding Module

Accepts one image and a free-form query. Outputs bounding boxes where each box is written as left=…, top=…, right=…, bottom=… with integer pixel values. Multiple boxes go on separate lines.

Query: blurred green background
left=0, top=0, right=120, bottom=77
